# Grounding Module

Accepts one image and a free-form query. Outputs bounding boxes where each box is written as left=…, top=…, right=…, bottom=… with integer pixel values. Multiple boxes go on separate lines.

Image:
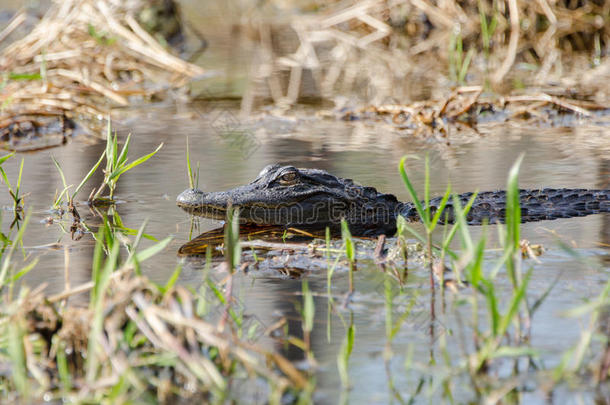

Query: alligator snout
left=176, top=188, right=230, bottom=220
left=176, top=188, right=206, bottom=208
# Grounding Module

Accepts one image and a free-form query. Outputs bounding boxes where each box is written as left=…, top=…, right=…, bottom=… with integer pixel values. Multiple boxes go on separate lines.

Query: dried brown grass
left=0, top=0, right=204, bottom=149
left=243, top=0, right=610, bottom=112
left=1, top=267, right=305, bottom=402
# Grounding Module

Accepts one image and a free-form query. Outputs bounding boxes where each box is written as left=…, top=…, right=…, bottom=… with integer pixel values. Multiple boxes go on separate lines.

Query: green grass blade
left=0, top=212, right=30, bottom=288
left=7, top=319, right=28, bottom=398
left=89, top=226, right=105, bottom=302
left=497, top=267, right=533, bottom=336
left=111, top=131, right=118, bottom=169
left=87, top=239, right=120, bottom=383
left=480, top=279, right=500, bottom=336
left=489, top=12, right=498, bottom=38
left=479, top=2, right=489, bottom=45
left=15, top=157, right=24, bottom=196
left=440, top=221, right=465, bottom=261
left=73, top=150, right=106, bottom=199
left=55, top=338, right=72, bottom=392
left=108, top=142, right=163, bottom=181
left=125, top=218, right=149, bottom=263
left=488, top=247, right=512, bottom=279
left=398, top=220, right=425, bottom=243
left=399, top=157, right=427, bottom=227
left=302, top=280, right=314, bottom=334
left=0, top=167, right=11, bottom=191
left=116, top=133, right=131, bottom=168
left=337, top=322, right=355, bottom=387
left=459, top=48, right=475, bottom=83
left=8, top=72, right=41, bottom=81
left=504, top=154, right=524, bottom=287
left=451, top=192, right=477, bottom=252
left=163, top=264, right=183, bottom=295
left=0, top=152, right=14, bottom=166
left=51, top=155, right=68, bottom=189
left=506, top=154, right=524, bottom=248
left=54, top=185, right=72, bottom=208
left=115, top=226, right=158, bottom=241
left=224, top=207, right=241, bottom=271
left=341, top=219, right=354, bottom=261
left=105, top=117, right=113, bottom=169
left=129, top=236, right=172, bottom=264
left=7, top=258, right=38, bottom=283
left=186, top=136, right=193, bottom=189
left=429, top=184, right=452, bottom=231
left=346, top=322, right=354, bottom=355
left=467, top=233, right=487, bottom=288
left=563, top=279, right=610, bottom=318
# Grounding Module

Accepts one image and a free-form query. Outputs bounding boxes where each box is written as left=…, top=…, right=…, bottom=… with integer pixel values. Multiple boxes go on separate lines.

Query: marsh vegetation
left=0, top=0, right=609, bottom=403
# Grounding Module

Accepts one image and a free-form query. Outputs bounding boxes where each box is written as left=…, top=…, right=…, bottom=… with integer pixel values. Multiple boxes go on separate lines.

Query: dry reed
left=0, top=0, right=204, bottom=150
left=242, top=0, right=610, bottom=115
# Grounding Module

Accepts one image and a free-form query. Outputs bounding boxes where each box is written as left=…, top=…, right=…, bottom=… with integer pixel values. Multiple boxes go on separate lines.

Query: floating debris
left=334, top=86, right=609, bottom=140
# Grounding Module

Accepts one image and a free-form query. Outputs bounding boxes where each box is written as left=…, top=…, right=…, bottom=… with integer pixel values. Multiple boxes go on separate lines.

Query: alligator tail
left=402, top=188, right=610, bottom=225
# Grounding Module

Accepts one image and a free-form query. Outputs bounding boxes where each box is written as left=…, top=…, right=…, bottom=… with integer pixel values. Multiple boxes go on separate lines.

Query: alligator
left=177, top=164, right=610, bottom=237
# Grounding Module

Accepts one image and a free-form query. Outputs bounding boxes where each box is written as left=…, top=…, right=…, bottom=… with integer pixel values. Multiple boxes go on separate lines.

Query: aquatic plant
left=448, top=28, right=475, bottom=85
left=185, top=136, right=200, bottom=190
left=51, top=149, right=105, bottom=210
left=91, top=119, right=163, bottom=201
left=341, top=218, right=356, bottom=295
left=0, top=152, right=24, bottom=219
left=399, top=155, right=455, bottom=291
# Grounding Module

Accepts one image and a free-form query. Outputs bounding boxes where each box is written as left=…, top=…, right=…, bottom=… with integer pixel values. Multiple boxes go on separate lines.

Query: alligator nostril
left=176, top=189, right=205, bottom=206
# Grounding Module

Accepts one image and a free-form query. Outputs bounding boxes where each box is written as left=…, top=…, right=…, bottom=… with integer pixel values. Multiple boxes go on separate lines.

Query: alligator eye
left=279, top=172, right=298, bottom=184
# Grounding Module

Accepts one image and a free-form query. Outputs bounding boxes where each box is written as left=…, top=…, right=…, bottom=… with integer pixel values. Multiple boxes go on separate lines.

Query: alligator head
left=177, top=164, right=402, bottom=236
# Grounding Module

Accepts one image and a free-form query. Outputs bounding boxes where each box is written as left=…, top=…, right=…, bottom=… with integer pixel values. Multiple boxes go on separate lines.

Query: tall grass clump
left=448, top=28, right=475, bottom=85
left=399, top=155, right=457, bottom=290
left=341, top=219, right=356, bottom=295
left=0, top=152, right=24, bottom=218
left=396, top=154, right=561, bottom=396
left=0, top=216, right=305, bottom=402
left=51, top=150, right=105, bottom=210
left=91, top=118, right=163, bottom=202
left=450, top=157, right=539, bottom=373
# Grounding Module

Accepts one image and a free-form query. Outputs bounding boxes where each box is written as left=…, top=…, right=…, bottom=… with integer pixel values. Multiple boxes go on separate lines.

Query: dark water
left=0, top=102, right=609, bottom=403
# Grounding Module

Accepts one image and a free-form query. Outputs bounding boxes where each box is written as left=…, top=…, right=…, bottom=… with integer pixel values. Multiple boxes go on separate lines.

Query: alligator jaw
left=176, top=188, right=228, bottom=220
